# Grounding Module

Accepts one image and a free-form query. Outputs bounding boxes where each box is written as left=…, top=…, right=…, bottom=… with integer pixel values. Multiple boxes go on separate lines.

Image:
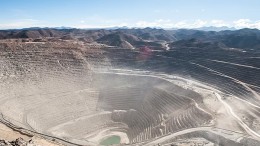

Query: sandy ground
left=0, top=122, right=63, bottom=146
left=0, top=122, right=30, bottom=141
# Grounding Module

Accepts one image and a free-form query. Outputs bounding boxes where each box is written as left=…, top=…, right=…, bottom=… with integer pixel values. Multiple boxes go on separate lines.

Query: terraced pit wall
left=0, top=41, right=215, bottom=145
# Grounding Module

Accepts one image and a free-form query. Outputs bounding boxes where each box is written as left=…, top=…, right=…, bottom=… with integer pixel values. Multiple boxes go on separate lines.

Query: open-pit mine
left=0, top=28, right=260, bottom=146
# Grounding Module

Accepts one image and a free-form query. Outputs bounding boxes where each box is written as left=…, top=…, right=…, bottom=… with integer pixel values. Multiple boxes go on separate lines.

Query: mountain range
left=0, top=27, right=260, bottom=50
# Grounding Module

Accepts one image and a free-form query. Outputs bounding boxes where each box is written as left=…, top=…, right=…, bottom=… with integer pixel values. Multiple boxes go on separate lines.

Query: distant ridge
left=0, top=27, right=260, bottom=50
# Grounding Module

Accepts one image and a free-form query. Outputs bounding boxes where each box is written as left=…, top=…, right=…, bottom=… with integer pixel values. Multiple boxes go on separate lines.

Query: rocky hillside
left=96, top=31, right=140, bottom=49
left=0, top=28, right=260, bottom=50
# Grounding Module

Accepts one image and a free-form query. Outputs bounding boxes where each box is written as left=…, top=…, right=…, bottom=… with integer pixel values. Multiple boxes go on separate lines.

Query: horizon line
left=1, top=26, right=258, bottom=31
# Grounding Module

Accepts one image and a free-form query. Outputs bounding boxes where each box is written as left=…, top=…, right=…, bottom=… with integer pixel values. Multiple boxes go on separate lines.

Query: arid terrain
left=0, top=28, right=260, bottom=146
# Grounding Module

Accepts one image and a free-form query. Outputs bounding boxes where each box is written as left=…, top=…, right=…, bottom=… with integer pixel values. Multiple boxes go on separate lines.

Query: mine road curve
left=143, top=127, right=212, bottom=145
left=209, top=59, right=260, bottom=70
left=143, top=126, right=242, bottom=146
left=214, top=92, right=260, bottom=140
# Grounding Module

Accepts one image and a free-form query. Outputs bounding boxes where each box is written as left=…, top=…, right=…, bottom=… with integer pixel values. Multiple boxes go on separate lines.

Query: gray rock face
left=0, top=138, right=34, bottom=146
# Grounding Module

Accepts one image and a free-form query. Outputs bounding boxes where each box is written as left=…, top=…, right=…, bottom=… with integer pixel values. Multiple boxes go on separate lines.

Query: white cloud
left=192, top=20, right=208, bottom=28
left=173, top=21, right=187, bottom=28
left=132, top=19, right=260, bottom=29
left=233, top=19, right=260, bottom=29
left=133, top=19, right=208, bottom=29
left=2, top=18, right=260, bottom=30
left=233, top=19, right=251, bottom=28
left=75, top=19, right=209, bottom=29
left=170, top=20, right=208, bottom=28
left=210, top=20, right=230, bottom=27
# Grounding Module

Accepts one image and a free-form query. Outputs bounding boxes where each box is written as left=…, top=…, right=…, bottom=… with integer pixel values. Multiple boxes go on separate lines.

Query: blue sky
left=0, top=0, right=260, bottom=29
